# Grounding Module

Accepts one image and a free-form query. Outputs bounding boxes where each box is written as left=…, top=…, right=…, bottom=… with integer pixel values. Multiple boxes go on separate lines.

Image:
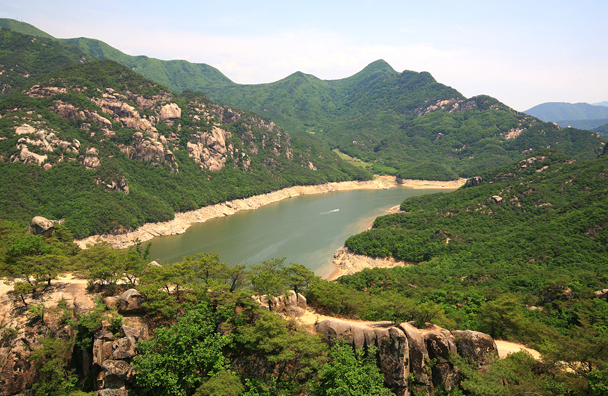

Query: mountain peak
left=0, top=18, right=55, bottom=39
left=361, top=59, right=396, bottom=75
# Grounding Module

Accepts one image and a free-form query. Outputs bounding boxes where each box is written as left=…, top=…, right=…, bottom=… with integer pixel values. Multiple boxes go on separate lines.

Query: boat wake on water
left=320, top=209, right=340, bottom=215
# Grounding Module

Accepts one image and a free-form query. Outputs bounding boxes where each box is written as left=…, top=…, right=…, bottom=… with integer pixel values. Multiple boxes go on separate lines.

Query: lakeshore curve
left=75, top=176, right=465, bottom=250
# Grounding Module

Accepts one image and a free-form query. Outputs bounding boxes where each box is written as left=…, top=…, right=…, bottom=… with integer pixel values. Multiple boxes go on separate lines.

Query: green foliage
left=0, top=28, right=92, bottom=97
left=249, top=257, right=289, bottom=298
left=29, top=336, right=78, bottom=396
left=453, top=351, right=541, bottom=396
left=236, top=311, right=328, bottom=395
left=477, top=294, right=527, bottom=339
left=0, top=59, right=371, bottom=238
left=311, top=340, right=392, bottom=396
left=133, top=300, right=232, bottom=396
left=27, top=303, right=46, bottom=322
left=194, top=370, right=245, bottom=396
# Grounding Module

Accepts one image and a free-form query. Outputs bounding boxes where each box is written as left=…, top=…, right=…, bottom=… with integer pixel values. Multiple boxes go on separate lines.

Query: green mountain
left=1, top=18, right=605, bottom=181
left=524, top=101, right=608, bottom=122
left=0, top=19, right=55, bottom=39
left=0, top=60, right=369, bottom=238
left=556, top=118, right=608, bottom=130
left=593, top=121, right=608, bottom=137
left=61, top=37, right=237, bottom=92
left=202, top=65, right=605, bottom=179
left=0, top=28, right=93, bottom=95
left=0, top=18, right=236, bottom=93
left=346, top=148, right=608, bottom=280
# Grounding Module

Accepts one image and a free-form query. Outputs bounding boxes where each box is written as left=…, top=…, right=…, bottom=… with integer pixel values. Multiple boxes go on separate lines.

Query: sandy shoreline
left=75, top=176, right=465, bottom=250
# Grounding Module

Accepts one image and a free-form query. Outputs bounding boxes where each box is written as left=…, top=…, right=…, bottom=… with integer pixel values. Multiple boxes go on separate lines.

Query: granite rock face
left=252, top=290, right=307, bottom=317
left=316, top=319, right=498, bottom=396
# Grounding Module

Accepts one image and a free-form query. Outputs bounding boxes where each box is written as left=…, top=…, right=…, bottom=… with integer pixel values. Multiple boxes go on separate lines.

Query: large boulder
left=252, top=290, right=307, bottom=317
left=100, top=360, right=134, bottom=389
left=28, top=216, right=55, bottom=237
left=452, top=330, right=498, bottom=367
left=423, top=327, right=462, bottom=390
left=399, top=322, right=432, bottom=390
left=594, top=289, right=608, bottom=300
left=316, top=319, right=410, bottom=396
left=118, top=289, right=146, bottom=314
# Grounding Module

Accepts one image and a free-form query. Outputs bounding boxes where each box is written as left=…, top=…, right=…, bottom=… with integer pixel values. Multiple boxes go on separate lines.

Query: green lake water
left=148, top=187, right=454, bottom=278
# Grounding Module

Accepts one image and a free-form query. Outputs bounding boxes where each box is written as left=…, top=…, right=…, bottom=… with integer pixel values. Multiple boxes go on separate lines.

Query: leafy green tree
left=194, top=370, right=244, bottom=396
left=133, top=300, right=231, bottom=396
left=137, top=264, right=187, bottom=319
left=238, top=311, right=328, bottom=394
left=249, top=258, right=289, bottom=299
left=75, top=244, right=124, bottom=287
left=477, top=294, right=527, bottom=339
left=284, top=263, right=317, bottom=298
left=29, top=337, right=78, bottom=396
left=311, top=340, right=392, bottom=396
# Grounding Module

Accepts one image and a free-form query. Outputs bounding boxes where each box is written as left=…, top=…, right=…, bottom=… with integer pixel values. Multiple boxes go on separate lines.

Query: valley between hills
left=0, top=19, right=607, bottom=396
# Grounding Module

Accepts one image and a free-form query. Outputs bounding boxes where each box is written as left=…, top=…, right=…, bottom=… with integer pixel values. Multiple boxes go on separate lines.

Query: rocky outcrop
left=187, top=126, right=235, bottom=171
left=120, top=131, right=178, bottom=172
left=118, top=289, right=146, bottom=315
left=489, top=195, right=503, bottom=205
left=452, top=330, right=498, bottom=367
left=423, top=326, right=461, bottom=390
left=159, top=103, right=181, bottom=123
left=10, top=123, right=81, bottom=168
left=28, top=216, right=56, bottom=237
left=252, top=290, right=307, bottom=317
left=465, top=176, right=483, bottom=187
left=316, top=319, right=498, bottom=395
left=594, top=289, right=608, bottom=300
left=0, top=280, right=96, bottom=395
left=96, top=177, right=130, bottom=194
left=331, top=246, right=413, bottom=279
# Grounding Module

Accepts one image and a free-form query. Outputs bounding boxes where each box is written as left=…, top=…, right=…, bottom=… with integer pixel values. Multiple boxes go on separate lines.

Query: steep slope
left=524, top=102, right=608, bottom=122
left=0, top=60, right=370, bottom=238
left=0, top=19, right=55, bottom=39
left=0, top=29, right=93, bottom=95
left=62, top=37, right=237, bottom=92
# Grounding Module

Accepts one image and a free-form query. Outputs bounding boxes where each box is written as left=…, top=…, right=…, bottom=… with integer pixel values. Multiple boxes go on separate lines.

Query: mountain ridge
left=524, top=101, right=608, bottom=122
left=1, top=18, right=605, bottom=182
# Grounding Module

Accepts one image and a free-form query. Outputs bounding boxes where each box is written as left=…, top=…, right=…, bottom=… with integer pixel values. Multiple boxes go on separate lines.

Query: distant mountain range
left=524, top=102, right=608, bottom=135
left=524, top=102, right=608, bottom=122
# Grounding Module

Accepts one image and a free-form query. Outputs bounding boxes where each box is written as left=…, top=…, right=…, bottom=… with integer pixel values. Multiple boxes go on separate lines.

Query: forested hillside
left=0, top=28, right=93, bottom=95
left=2, top=19, right=604, bottom=181
left=0, top=59, right=369, bottom=238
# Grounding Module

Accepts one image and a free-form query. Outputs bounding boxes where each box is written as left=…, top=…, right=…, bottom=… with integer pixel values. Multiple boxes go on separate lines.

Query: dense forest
left=2, top=146, right=608, bottom=395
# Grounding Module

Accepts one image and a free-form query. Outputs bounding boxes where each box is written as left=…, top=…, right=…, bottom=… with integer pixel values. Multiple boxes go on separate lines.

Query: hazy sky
left=2, top=0, right=606, bottom=111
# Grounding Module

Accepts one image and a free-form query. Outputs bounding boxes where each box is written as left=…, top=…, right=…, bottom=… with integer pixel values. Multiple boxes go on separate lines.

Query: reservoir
left=148, top=187, right=454, bottom=278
